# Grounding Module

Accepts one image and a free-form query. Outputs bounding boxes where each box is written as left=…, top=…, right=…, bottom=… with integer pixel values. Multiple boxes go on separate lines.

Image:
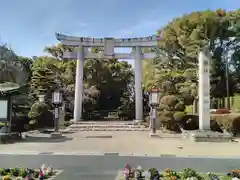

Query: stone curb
left=1, top=151, right=240, bottom=159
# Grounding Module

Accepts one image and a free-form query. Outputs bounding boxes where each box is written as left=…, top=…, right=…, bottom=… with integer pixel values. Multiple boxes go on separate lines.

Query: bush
left=210, top=119, right=223, bottom=132
left=175, top=103, right=185, bottom=112
left=178, top=114, right=223, bottom=132
left=182, top=168, right=201, bottom=179
left=157, top=104, right=170, bottom=111
left=173, top=111, right=186, bottom=122
left=178, top=114, right=240, bottom=133
left=160, top=95, right=179, bottom=109
left=28, top=102, right=54, bottom=128
left=212, top=115, right=240, bottom=133
left=158, top=110, right=180, bottom=132
left=179, top=114, right=199, bottom=130
left=157, top=94, right=187, bottom=132
left=11, top=115, right=30, bottom=133
left=185, top=105, right=193, bottom=113
left=183, top=95, right=195, bottom=106
left=158, top=110, right=173, bottom=121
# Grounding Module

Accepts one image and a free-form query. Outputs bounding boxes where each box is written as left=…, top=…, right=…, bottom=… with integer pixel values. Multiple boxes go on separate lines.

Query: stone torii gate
left=55, top=33, right=159, bottom=122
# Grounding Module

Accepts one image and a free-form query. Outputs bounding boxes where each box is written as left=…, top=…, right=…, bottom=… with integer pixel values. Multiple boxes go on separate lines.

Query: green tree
left=44, top=44, right=134, bottom=118
left=84, top=58, right=134, bottom=111
left=154, top=9, right=240, bottom=98
left=44, top=44, right=73, bottom=60
left=30, top=66, right=55, bottom=96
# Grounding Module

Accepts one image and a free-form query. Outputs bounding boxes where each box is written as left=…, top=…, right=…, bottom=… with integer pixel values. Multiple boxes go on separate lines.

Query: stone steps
left=73, top=121, right=137, bottom=125
left=69, top=124, right=146, bottom=128
left=63, top=127, right=149, bottom=132
left=63, top=122, right=149, bottom=132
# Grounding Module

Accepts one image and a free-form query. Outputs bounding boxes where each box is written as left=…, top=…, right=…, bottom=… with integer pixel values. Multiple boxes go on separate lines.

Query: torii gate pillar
left=133, top=46, right=143, bottom=123
left=74, top=46, right=84, bottom=121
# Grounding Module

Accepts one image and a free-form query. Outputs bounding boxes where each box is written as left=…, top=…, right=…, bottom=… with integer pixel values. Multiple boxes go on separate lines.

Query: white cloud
left=110, top=19, right=162, bottom=68
left=112, top=20, right=160, bottom=38
left=77, top=22, right=89, bottom=27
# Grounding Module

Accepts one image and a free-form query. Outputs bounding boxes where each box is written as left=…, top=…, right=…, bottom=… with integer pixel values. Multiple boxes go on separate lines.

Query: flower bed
left=0, top=164, right=62, bottom=180
left=118, top=165, right=238, bottom=180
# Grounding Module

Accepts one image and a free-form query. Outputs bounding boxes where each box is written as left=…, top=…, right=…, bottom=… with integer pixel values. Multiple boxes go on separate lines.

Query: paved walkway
left=0, top=131, right=240, bottom=157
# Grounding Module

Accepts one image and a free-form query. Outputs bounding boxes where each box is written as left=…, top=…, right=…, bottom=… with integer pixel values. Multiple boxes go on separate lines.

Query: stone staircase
left=63, top=121, right=149, bottom=132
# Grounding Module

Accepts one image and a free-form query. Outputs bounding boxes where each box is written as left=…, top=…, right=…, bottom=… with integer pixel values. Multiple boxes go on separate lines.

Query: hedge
left=177, top=114, right=240, bottom=134
left=156, top=113, right=240, bottom=134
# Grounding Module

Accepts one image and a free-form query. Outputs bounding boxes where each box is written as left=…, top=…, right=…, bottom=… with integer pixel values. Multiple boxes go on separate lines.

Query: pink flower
left=124, top=168, right=130, bottom=177
left=39, top=169, right=44, bottom=176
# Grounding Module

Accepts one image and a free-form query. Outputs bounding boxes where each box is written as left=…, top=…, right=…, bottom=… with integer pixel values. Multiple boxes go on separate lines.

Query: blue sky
left=0, top=0, right=239, bottom=60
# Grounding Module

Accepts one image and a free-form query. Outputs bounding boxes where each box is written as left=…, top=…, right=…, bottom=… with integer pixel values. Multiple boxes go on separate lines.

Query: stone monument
left=198, top=49, right=211, bottom=130
left=55, top=33, right=160, bottom=123
left=183, top=49, right=232, bottom=142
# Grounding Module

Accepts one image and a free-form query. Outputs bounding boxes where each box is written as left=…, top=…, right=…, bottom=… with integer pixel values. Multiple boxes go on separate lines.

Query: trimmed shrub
left=160, top=95, right=179, bottom=109
left=28, top=102, right=54, bottom=128
left=179, top=114, right=199, bottom=130
left=175, top=102, right=185, bottom=111
left=179, top=115, right=221, bottom=131
left=173, top=111, right=186, bottom=122
left=157, top=95, right=186, bottom=132
left=185, top=105, right=193, bottom=114
left=157, top=104, right=170, bottom=111
left=210, top=119, right=223, bottom=132
left=179, top=114, right=240, bottom=133
left=212, top=115, right=240, bottom=133
left=183, top=95, right=194, bottom=106
left=158, top=110, right=180, bottom=132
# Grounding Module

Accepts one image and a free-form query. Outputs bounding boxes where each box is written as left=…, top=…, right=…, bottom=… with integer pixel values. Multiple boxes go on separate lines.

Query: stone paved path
left=0, top=131, right=240, bottom=157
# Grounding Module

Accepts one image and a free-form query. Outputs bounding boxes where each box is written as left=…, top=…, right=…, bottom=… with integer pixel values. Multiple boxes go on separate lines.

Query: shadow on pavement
left=0, top=136, right=73, bottom=144
left=20, top=136, right=74, bottom=143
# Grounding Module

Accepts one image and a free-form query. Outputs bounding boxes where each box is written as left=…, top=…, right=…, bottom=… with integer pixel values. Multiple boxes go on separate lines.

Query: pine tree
left=30, top=67, right=55, bottom=96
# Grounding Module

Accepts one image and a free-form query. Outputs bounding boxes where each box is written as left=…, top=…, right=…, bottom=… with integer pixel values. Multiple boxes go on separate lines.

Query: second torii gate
left=55, top=33, right=159, bottom=123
